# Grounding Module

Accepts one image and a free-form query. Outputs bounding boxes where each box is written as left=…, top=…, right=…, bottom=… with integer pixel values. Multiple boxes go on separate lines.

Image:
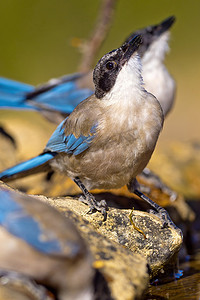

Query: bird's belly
left=50, top=138, right=153, bottom=190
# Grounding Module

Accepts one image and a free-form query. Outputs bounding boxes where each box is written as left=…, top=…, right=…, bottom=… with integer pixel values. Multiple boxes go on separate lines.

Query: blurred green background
left=0, top=0, right=199, bottom=145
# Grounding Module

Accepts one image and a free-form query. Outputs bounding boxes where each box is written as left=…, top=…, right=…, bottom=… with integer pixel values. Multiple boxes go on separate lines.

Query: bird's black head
left=93, top=35, right=142, bottom=99
left=124, top=16, right=175, bottom=57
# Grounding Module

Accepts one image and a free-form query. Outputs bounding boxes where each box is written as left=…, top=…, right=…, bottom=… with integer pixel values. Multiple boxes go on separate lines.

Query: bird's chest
left=77, top=114, right=154, bottom=189
left=101, top=105, right=157, bottom=148
left=89, top=108, right=154, bottom=170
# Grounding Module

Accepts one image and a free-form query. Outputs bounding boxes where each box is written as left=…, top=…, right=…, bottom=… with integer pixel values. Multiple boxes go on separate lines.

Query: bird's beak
left=120, top=35, right=142, bottom=65
left=154, top=16, right=175, bottom=36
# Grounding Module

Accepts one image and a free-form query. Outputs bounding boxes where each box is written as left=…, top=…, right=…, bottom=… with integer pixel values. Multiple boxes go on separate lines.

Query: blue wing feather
left=45, top=120, right=68, bottom=153
left=65, top=134, right=78, bottom=149
left=73, top=138, right=93, bottom=155
left=67, top=135, right=86, bottom=151
left=45, top=120, right=97, bottom=156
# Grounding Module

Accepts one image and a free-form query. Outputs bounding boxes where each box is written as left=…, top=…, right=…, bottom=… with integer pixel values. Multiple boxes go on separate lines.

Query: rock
left=38, top=196, right=150, bottom=300
left=44, top=195, right=182, bottom=279
left=0, top=182, right=149, bottom=300
left=0, top=182, right=96, bottom=300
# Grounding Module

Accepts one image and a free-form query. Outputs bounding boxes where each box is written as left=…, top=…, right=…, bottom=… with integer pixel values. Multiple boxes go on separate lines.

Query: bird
left=0, top=16, right=175, bottom=123
left=0, top=186, right=94, bottom=300
left=124, top=16, right=176, bottom=197
left=124, top=15, right=176, bottom=117
left=0, top=35, right=176, bottom=229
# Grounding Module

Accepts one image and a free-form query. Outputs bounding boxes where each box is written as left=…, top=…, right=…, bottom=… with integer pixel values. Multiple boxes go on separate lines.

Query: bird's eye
left=106, top=61, right=116, bottom=70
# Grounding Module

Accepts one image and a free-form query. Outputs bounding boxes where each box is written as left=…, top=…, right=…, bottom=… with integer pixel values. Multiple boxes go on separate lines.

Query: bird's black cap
left=93, top=35, right=142, bottom=99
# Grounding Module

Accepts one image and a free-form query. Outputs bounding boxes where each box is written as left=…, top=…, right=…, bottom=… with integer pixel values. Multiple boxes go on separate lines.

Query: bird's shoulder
left=64, top=94, right=103, bottom=137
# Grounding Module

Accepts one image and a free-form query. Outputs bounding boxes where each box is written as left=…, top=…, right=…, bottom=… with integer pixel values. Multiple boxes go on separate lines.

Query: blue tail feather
left=0, top=77, right=33, bottom=94
left=0, top=98, right=34, bottom=109
left=0, top=77, right=35, bottom=109
left=0, top=75, right=93, bottom=115
left=0, top=152, right=56, bottom=181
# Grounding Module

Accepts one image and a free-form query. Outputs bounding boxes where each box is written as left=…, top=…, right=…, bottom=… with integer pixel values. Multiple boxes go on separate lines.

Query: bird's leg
left=128, top=178, right=179, bottom=231
left=73, top=177, right=108, bottom=221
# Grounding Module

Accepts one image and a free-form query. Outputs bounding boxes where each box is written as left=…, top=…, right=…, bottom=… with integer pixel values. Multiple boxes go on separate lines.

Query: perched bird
left=0, top=16, right=175, bottom=123
left=125, top=15, right=176, bottom=117
left=125, top=16, right=176, bottom=198
left=0, top=35, right=175, bottom=227
left=0, top=187, right=94, bottom=300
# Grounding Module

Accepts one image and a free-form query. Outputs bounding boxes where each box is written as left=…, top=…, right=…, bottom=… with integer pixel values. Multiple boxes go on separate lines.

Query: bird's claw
left=78, top=195, right=108, bottom=221
left=149, top=206, right=177, bottom=230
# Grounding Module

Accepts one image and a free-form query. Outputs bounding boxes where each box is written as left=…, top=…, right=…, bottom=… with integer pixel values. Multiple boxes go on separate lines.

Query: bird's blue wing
left=45, top=119, right=97, bottom=156
left=0, top=190, right=63, bottom=254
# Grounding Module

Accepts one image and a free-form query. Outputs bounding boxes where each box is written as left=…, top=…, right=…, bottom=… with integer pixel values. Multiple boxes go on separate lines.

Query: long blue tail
left=0, top=74, right=94, bottom=115
left=0, top=77, right=35, bottom=109
left=0, top=152, right=56, bottom=182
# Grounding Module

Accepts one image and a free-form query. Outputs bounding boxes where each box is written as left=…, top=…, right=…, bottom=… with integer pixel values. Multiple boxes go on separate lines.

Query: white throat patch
left=142, top=32, right=170, bottom=65
left=104, top=54, right=144, bottom=106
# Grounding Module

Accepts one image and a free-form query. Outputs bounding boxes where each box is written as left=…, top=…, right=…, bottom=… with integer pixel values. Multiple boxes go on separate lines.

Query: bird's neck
left=142, top=32, right=170, bottom=66
left=103, top=54, right=145, bottom=109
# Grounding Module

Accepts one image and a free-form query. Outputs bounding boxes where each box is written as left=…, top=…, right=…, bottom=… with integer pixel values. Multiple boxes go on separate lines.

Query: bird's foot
left=79, top=194, right=108, bottom=221
left=148, top=206, right=182, bottom=237
left=74, top=177, right=108, bottom=220
left=128, top=180, right=182, bottom=235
